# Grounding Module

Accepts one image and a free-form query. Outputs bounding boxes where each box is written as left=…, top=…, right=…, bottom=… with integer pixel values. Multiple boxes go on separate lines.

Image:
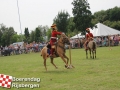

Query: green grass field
left=0, top=46, right=120, bottom=90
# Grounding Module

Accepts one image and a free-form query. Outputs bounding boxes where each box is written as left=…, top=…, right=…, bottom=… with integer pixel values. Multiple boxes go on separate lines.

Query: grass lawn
left=0, top=46, right=120, bottom=90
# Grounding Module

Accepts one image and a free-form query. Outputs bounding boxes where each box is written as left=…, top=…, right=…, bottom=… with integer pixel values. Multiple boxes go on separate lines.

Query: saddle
left=47, top=44, right=59, bottom=57
left=53, top=44, right=59, bottom=57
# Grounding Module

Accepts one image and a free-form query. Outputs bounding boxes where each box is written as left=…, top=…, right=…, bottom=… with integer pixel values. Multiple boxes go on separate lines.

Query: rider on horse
left=50, top=24, right=62, bottom=57
left=84, top=28, right=94, bottom=50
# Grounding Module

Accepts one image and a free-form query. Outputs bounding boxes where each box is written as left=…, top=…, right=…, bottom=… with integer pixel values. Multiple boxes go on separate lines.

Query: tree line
left=0, top=0, right=120, bottom=46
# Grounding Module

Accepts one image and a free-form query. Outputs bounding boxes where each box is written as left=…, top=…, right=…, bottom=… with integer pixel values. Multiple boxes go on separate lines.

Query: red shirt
left=50, top=30, right=62, bottom=45
left=86, top=33, right=93, bottom=40
left=51, top=30, right=62, bottom=37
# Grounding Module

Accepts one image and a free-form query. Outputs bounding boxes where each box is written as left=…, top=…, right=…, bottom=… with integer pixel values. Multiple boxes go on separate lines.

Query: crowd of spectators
left=0, top=34, right=120, bottom=56
left=0, top=41, right=46, bottom=56
left=70, top=34, right=120, bottom=48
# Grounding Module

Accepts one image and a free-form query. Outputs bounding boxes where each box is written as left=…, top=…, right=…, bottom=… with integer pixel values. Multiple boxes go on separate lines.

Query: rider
left=84, top=28, right=94, bottom=50
left=50, top=24, right=62, bottom=57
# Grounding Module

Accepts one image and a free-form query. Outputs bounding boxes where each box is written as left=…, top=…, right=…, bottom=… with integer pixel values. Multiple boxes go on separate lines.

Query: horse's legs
left=44, top=59, right=47, bottom=71
left=63, top=54, right=69, bottom=65
left=50, top=58, right=58, bottom=69
left=92, top=50, right=94, bottom=59
left=89, top=50, right=92, bottom=58
left=95, top=50, right=96, bottom=58
left=59, top=54, right=68, bottom=67
left=86, top=50, right=88, bottom=59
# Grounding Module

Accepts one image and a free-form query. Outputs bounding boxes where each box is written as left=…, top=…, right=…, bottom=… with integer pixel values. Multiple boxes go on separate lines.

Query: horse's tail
left=92, top=42, right=96, bottom=50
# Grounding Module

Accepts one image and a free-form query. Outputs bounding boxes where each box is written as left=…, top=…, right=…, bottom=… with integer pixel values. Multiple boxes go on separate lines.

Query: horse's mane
left=58, top=33, right=67, bottom=43
left=56, top=33, right=69, bottom=52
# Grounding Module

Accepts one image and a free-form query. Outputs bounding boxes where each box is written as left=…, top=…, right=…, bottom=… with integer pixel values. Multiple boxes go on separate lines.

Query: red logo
left=0, top=74, right=12, bottom=88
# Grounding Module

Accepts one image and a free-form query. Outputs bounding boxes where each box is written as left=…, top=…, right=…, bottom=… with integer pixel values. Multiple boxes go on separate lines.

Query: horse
left=40, top=33, right=70, bottom=71
left=86, top=40, right=97, bottom=59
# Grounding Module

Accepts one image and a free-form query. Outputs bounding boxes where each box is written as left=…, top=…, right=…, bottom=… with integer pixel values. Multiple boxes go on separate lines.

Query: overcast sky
left=0, top=0, right=120, bottom=34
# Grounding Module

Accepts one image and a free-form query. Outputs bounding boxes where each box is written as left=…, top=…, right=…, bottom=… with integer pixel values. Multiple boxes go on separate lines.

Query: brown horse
left=40, top=33, right=70, bottom=71
left=86, top=40, right=97, bottom=59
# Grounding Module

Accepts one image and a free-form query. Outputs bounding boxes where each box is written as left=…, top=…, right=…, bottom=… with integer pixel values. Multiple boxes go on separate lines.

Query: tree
left=46, top=28, right=51, bottom=41
left=53, top=10, right=70, bottom=34
left=35, top=28, right=40, bottom=42
left=67, top=17, right=76, bottom=36
left=0, top=24, right=6, bottom=46
left=0, top=24, right=16, bottom=46
left=94, top=10, right=107, bottom=23
left=37, top=25, right=49, bottom=42
left=10, top=34, right=19, bottom=43
left=30, top=31, right=35, bottom=42
left=93, top=6, right=120, bottom=30
left=108, top=6, right=120, bottom=21
left=24, top=27, right=30, bottom=42
left=72, top=0, right=93, bottom=34
left=0, top=29, right=3, bottom=46
left=0, top=23, right=6, bottom=33
left=1, top=29, right=10, bottom=46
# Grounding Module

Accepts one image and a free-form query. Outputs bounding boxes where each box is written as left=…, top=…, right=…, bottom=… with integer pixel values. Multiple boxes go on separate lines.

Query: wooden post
left=68, top=35, right=75, bottom=68
left=69, top=44, right=71, bottom=64
left=108, top=35, right=112, bottom=50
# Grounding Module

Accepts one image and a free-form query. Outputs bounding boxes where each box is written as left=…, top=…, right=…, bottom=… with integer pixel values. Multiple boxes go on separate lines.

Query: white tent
left=70, top=33, right=85, bottom=39
left=90, top=23, right=120, bottom=36
left=70, top=23, right=120, bottom=39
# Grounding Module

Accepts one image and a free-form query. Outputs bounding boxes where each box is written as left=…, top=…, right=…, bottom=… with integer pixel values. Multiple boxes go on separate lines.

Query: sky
left=0, top=0, right=120, bottom=34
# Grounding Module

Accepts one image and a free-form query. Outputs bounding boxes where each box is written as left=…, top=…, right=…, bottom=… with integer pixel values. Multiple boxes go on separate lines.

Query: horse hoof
left=65, top=65, right=68, bottom=68
left=67, top=66, right=70, bottom=69
left=68, top=65, right=73, bottom=69
left=65, top=65, right=71, bottom=69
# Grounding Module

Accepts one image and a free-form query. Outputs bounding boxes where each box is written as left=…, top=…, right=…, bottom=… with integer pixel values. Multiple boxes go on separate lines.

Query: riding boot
left=84, top=41, right=88, bottom=50
left=50, top=48, right=54, bottom=57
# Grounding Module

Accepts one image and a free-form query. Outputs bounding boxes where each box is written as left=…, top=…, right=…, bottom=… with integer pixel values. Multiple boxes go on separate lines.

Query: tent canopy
left=90, top=23, right=120, bottom=36
left=70, top=23, right=120, bottom=39
left=70, top=33, right=85, bottom=39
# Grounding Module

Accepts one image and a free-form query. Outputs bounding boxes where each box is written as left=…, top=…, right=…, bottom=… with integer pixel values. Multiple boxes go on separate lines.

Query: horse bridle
left=56, top=37, right=69, bottom=52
